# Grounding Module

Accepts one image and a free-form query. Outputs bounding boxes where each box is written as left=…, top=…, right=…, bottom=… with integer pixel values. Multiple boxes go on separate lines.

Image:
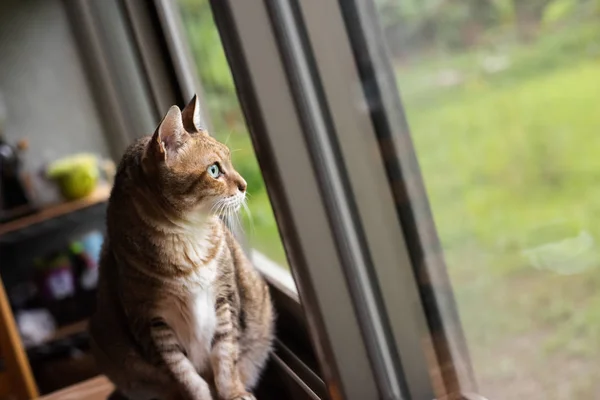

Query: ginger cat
left=89, top=96, right=274, bottom=400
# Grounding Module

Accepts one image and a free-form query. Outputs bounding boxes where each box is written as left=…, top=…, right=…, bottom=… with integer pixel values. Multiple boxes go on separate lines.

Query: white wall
left=0, top=0, right=111, bottom=204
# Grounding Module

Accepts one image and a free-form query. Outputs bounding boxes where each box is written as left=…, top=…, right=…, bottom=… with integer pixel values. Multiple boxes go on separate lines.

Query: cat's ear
left=148, top=105, right=190, bottom=163
left=181, top=94, right=207, bottom=135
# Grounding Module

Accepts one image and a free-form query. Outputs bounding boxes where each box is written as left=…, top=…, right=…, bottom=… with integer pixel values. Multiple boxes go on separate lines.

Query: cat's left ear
left=147, top=105, right=190, bottom=163
left=181, top=94, right=207, bottom=135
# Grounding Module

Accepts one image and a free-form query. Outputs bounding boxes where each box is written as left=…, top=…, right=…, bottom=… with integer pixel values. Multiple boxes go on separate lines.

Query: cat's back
left=103, top=137, right=160, bottom=261
left=89, top=138, right=150, bottom=354
left=106, top=137, right=149, bottom=220
left=89, top=241, right=136, bottom=367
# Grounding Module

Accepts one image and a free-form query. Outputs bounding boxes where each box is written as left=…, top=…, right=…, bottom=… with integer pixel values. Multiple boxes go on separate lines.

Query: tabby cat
left=89, top=96, right=274, bottom=400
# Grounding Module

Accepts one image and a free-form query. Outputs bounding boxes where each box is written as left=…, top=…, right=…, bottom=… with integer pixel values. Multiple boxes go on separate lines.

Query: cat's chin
left=182, top=211, right=213, bottom=227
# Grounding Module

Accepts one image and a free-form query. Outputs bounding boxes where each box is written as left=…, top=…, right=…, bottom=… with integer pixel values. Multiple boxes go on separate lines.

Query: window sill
left=251, top=250, right=297, bottom=300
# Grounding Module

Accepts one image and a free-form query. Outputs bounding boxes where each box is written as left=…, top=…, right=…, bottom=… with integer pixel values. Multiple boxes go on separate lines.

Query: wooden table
left=38, top=376, right=114, bottom=400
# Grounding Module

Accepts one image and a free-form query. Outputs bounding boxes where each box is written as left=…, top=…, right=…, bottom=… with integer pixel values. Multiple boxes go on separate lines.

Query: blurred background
left=374, top=1, right=600, bottom=399
left=0, top=0, right=116, bottom=395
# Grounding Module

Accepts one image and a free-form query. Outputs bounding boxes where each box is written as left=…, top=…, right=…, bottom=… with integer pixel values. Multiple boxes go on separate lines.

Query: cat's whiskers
left=214, top=199, right=228, bottom=217
left=226, top=200, right=238, bottom=232
left=223, top=132, right=232, bottom=147
left=211, top=200, right=221, bottom=216
left=223, top=194, right=244, bottom=233
left=241, top=199, right=255, bottom=237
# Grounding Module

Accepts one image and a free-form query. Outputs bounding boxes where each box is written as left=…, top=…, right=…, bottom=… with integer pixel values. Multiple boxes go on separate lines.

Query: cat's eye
left=207, top=163, right=221, bottom=178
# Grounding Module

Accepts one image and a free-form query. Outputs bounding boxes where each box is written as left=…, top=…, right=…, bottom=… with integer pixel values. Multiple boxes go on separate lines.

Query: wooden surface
left=0, top=184, right=111, bottom=237
left=0, top=277, right=39, bottom=399
left=38, top=376, right=114, bottom=400
left=45, top=319, right=89, bottom=345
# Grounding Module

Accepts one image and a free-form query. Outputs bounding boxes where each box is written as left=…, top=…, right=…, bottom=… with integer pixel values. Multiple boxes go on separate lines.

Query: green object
left=47, top=153, right=99, bottom=200
left=70, top=241, right=84, bottom=255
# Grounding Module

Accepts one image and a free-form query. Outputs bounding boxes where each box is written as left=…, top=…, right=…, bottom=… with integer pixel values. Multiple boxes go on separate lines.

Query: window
left=204, top=1, right=436, bottom=399
left=375, top=1, right=600, bottom=399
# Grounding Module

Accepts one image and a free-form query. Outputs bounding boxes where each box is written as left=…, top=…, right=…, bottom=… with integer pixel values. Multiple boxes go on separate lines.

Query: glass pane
left=176, top=0, right=288, bottom=267
left=377, top=1, right=600, bottom=398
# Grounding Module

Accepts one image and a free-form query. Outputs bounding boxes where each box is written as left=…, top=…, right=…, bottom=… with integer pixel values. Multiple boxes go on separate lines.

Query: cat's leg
left=149, top=319, right=213, bottom=400
left=211, top=302, right=255, bottom=400
left=236, top=274, right=274, bottom=390
left=237, top=334, right=272, bottom=391
left=236, top=294, right=273, bottom=390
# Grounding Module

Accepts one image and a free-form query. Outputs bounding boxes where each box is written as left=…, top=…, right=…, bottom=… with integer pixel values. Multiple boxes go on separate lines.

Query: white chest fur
left=161, top=265, right=218, bottom=372
left=157, top=218, right=223, bottom=372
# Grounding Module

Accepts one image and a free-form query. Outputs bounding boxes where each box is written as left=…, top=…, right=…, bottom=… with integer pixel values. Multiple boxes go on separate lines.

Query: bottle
left=0, top=134, right=31, bottom=220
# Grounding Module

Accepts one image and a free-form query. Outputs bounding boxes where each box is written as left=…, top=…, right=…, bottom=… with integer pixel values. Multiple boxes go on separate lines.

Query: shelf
left=24, top=319, right=89, bottom=354
left=38, top=375, right=114, bottom=400
left=0, top=185, right=110, bottom=245
left=0, top=185, right=111, bottom=238
left=46, top=319, right=89, bottom=345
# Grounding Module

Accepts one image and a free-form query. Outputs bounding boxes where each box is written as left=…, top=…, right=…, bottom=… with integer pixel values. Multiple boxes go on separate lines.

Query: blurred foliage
left=543, top=0, right=580, bottom=25
left=402, top=55, right=600, bottom=399
left=377, top=0, right=599, bottom=55
left=390, top=0, right=600, bottom=397
left=178, top=0, right=238, bottom=129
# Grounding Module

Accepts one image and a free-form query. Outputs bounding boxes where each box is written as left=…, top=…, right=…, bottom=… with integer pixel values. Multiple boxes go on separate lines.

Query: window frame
left=205, top=0, right=451, bottom=399
left=66, top=0, right=161, bottom=156
left=336, top=0, right=477, bottom=396
left=122, top=0, right=481, bottom=399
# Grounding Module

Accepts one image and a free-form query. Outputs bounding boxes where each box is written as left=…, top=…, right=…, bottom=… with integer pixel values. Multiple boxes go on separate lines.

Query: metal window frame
left=208, top=1, right=381, bottom=398
left=65, top=0, right=134, bottom=159
left=206, top=0, right=454, bottom=399
left=119, top=0, right=182, bottom=117
left=336, top=1, right=477, bottom=396
left=65, top=0, right=157, bottom=155
left=65, top=0, right=198, bottom=157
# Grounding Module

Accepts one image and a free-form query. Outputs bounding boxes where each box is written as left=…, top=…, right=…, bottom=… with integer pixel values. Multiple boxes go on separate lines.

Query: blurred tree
left=378, top=0, right=597, bottom=59
left=492, top=0, right=516, bottom=24
left=513, top=0, right=554, bottom=40
left=377, top=0, right=503, bottom=55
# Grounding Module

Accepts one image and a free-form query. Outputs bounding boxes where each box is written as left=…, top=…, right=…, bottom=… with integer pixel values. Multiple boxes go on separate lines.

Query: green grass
left=406, top=62, right=600, bottom=251
left=395, top=22, right=600, bottom=111
left=398, top=27, right=600, bottom=398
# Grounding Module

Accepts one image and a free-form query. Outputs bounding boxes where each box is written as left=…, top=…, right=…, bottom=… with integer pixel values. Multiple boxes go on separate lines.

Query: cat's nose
left=237, top=178, right=247, bottom=193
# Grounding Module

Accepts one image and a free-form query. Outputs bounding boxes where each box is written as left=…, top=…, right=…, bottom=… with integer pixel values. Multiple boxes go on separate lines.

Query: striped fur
left=89, top=97, right=274, bottom=400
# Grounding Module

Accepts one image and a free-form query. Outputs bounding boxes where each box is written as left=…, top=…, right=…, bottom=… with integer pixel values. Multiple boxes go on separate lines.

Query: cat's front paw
left=228, top=393, right=256, bottom=400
